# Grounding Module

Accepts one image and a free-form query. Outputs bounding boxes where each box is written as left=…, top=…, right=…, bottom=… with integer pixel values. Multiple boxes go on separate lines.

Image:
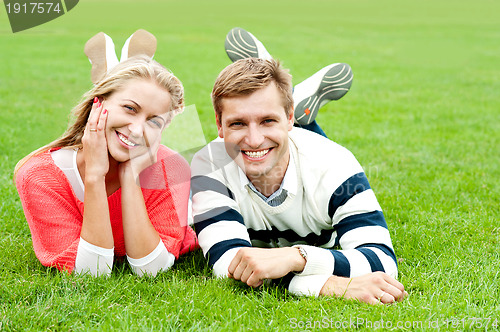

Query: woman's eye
left=148, top=118, right=163, bottom=128
left=124, top=105, right=136, bottom=113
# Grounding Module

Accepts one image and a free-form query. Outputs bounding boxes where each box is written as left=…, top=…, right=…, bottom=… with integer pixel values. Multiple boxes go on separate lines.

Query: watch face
left=298, top=247, right=307, bottom=259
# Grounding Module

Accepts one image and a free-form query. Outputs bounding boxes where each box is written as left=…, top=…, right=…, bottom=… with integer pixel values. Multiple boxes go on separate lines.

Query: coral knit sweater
left=15, top=145, right=198, bottom=272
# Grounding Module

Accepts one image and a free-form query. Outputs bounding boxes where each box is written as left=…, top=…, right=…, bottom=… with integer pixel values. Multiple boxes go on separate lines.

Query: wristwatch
left=296, top=246, right=307, bottom=262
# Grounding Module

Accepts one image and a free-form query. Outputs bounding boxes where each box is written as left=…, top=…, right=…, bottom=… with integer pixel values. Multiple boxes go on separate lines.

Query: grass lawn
left=1, top=0, right=499, bottom=330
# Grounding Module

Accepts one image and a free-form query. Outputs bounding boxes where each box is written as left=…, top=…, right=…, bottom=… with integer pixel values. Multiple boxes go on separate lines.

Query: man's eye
left=263, top=119, right=275, bottom=124
left=230, top=122, right=243, bottom=127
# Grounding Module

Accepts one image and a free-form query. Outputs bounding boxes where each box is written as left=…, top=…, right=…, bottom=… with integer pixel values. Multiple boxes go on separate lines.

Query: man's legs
left=224, top=27, right=352, bottom=135
left=295, top=121, right=328, bottom=138
left=292, top=63, right=353, bottom=125
left=225, top=27, right=272, bottom=61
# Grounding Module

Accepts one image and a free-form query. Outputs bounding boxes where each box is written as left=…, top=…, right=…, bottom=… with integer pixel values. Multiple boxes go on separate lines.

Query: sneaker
left=84, top=32, right=119, bottom=84
left=120, top=29, right=157, bottom=62
left=293, top=63, right=353, bottom=125
left=225, top=27, right=272, bottom=62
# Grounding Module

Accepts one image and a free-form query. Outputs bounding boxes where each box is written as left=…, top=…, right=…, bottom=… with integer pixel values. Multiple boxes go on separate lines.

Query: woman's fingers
left=96, top=107, right=108, bottom=132
left=86, top=97, right=102, bottom=131
left=84, top=97, right=107, bottom=139
left=143, top=130, right=160, bottom=164
left=82, top=99, right=110, bottom=178
left=84, top=98, right=108, bottom=141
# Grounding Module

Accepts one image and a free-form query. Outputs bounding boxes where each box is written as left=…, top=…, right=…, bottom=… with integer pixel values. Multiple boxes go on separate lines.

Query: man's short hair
left=212, top=58, right=293, bottom=124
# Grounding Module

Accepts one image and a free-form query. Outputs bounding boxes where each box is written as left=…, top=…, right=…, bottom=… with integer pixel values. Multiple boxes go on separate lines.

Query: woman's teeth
left=244, top=149, right=269, bottom=158
left=118, top=132, right=137, bottom=147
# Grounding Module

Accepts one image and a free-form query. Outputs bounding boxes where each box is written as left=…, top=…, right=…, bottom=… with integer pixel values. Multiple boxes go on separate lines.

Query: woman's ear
left=84, top=32, right=119, bottom=84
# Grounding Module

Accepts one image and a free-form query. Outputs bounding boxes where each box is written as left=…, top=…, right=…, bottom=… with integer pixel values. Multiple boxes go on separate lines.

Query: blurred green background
left=1, top=0, right=499, bottom=330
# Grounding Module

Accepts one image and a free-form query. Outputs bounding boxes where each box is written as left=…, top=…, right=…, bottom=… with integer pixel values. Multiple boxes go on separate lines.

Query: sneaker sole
left=225, top=27, right=270, bottom=61
left=294, top=63, right=353, bottom=125
left=84, top=32, right=119, bottom=84
left=120, top=29, right=157, bottom=62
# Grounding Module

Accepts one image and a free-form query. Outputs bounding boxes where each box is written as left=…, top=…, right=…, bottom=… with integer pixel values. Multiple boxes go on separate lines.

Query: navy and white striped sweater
left=191, top=127, right=397, bottom=296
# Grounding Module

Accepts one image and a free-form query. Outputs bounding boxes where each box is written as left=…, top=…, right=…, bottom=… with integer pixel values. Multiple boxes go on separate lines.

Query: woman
left=14, top=55, right=198, bottom=276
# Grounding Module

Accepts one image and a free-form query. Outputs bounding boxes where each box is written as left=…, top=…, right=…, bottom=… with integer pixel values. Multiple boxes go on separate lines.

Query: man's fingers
left=375, top=272, right=406, bottom=303
left=240, top=267, right=253, bottom=284
left=379, top=292, right=396, bottom=304
left=398, top=291, right=409, bottom=302
left=231, top=260, right=247, bottom=282
left=381, top=272, right=405, bottom=292
left=381, top=283, right=405, bottom=301
left=384, top=276, right=407, bottom=301
left=228, top=251, right=242, bottom=276
left=245, top=272, right=263, bottom=288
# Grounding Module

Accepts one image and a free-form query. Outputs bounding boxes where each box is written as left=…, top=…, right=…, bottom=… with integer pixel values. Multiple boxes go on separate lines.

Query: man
left=191, top=57, right=406, bottom=305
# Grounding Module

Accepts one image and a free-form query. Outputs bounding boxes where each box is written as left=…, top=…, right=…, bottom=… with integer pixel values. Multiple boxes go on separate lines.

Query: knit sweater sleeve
left=301, top=168, right=398, bottom=280
left=287, top=175, right=398, bottom=297
left=287, top=133, right=398, bottom=296
left=190, top=142, right=252, bottom=277
left=140, top=146, right=197, bottom=259
left=15, top=153, right=83, bottom=272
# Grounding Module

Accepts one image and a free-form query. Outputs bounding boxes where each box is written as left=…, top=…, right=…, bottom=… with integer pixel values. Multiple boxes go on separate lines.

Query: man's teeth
left=244, top=149, right=269, bottom=158
left=118, top=132, right=137, bottom=147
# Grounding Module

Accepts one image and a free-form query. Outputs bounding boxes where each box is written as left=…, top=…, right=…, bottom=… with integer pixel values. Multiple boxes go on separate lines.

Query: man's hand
left=228, top=247, right=306, bottom=287
left=320, top=272, right=408, bottom=305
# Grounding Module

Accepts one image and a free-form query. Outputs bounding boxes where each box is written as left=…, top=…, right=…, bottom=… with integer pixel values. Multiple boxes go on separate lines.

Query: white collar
left=237, top=139, right=298, bottom=196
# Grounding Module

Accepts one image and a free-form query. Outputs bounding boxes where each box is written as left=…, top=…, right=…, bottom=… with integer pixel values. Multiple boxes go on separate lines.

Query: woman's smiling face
left=101, top=78, right=172, bottom=163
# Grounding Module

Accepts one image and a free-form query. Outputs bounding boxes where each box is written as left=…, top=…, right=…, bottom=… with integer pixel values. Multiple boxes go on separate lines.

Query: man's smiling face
left=216, top=82, right=294, bottom=192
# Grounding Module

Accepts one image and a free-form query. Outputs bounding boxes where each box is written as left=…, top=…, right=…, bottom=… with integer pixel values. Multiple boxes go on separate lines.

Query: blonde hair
left=212, top=58, right=293, bottom=125
left=14, top=55, right=184, bottom=178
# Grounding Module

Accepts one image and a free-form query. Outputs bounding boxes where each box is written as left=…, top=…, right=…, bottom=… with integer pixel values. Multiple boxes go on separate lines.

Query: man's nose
left=244, top=124, right=265, bottom=148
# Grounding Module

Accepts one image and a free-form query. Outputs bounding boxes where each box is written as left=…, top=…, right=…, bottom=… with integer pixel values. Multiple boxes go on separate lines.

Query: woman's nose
left=128, top=120, right=144, bottom=138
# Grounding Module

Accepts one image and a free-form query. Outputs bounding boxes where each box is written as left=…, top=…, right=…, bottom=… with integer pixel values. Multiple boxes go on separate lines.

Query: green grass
left=1, top=0, right=499, bottom=330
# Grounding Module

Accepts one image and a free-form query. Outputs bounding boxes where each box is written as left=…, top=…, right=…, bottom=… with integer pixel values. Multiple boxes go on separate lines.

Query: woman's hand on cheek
left=118, top=130, right=161, bottom=185
left=82, top=98, right=109, bottom=179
